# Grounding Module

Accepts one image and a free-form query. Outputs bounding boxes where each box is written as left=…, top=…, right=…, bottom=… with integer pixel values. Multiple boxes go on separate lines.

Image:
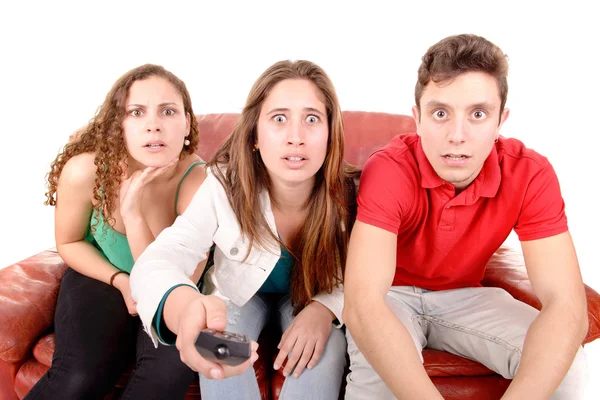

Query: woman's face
left=122, top=75, right=190, bottom=168
left=255, top=78, right=329, bottom=188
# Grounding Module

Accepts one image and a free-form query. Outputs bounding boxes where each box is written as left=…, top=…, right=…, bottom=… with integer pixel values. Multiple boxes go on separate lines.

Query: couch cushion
left=14, top=359, right=48, bottom=400
left=32, top=334, right=54, bottom=368
left=483, top=246, right=600, bottom=344
left=0, top=250, right=67, bottom=365
left=423, top=349, right=497, bottom=377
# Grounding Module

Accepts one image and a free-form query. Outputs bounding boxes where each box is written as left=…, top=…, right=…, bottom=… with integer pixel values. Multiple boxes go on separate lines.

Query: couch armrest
left=482, top=246, right=600, bottom=345
left=0, top=249, right=67, bottom=365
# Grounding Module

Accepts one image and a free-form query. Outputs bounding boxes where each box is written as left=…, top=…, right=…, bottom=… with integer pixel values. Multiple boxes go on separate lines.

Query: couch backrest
left=195, top=111, right=416, bottom=166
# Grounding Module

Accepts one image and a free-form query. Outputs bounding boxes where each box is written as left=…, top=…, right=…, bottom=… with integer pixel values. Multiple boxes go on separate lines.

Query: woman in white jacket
left=131, top=59, right=359, bottom=400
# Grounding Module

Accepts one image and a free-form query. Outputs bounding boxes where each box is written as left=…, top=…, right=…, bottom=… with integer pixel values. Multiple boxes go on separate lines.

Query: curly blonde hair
left=44, top=64, right=199, bottom=229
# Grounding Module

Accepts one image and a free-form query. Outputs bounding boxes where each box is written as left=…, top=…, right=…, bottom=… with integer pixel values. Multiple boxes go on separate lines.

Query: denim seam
left=423, top=315, right=522, bottom=355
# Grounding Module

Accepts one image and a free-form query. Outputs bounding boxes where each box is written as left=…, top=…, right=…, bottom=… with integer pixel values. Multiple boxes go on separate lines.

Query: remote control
left=194, top=329, right=251, bottom=367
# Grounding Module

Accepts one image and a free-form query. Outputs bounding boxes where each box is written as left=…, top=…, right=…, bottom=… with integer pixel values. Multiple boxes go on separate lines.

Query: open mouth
left=284, top=156, right=306, bottom=162
left=144, top=143, right=165, bottom=148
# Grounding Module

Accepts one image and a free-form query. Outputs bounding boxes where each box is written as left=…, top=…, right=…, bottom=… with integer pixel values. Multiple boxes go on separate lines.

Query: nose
left=287, top=119, right=305, bottom=146
left=146, top=113, right=162, bottom=133
left=447, top=118, right=466, bottom=144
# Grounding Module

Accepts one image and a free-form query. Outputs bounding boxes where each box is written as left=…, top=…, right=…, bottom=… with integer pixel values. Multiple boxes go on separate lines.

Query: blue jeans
left=200, top=293, right=347, bottom=400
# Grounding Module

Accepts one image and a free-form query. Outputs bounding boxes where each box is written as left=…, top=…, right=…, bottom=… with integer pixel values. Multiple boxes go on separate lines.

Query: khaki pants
left=345, top=286, right=588, bottom=399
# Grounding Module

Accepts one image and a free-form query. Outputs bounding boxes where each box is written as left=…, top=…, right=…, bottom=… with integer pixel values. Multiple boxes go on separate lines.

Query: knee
left=45, top=365, right=102, bottom=398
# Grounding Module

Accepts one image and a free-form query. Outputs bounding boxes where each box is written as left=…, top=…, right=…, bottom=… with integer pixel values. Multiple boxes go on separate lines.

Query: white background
left=1, top=0, right=598, bottom=397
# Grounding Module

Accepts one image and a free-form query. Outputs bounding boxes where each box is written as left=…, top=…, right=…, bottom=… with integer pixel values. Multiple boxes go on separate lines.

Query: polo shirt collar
left=415, top=137, right=501, bottom=199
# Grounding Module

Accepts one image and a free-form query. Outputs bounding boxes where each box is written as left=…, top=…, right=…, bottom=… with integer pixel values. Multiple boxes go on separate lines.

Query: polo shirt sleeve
left=514, top=160, right=568, bottom=241
left=356, top=151, right=411, bottom=235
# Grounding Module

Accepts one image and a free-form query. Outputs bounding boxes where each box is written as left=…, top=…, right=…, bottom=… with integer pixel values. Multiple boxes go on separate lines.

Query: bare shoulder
left=59, top=152, right=97, bottom=190
left=176, top=154, right=208, bottom=214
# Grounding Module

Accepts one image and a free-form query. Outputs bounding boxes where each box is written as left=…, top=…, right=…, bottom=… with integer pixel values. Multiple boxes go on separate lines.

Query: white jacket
left=130, top=166, right=344, bottom=346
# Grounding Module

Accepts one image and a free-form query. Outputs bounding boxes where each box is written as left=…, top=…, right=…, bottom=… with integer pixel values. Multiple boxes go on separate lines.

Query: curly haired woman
left=25, top=64, right=206, bottom=400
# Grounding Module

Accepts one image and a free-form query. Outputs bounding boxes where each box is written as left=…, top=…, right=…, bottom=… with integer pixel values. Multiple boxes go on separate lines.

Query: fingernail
left=307, top=364, right=313, bottom=369
left=293, top=373, right=299, bottom=378
left=209, top=369, right=221, bottom=380
left=251, top=353, right=259, bottom=363
left=273, top=363, right=280, bottom=370
left=283, top=371, right=289, bottom=377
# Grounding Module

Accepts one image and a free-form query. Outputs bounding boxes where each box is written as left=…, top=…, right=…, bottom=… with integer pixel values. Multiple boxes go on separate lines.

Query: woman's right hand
left=175, top=295, right=259, bottom=380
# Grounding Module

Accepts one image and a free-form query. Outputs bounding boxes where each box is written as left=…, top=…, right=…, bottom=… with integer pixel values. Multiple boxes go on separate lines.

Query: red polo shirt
left=356, top=133, right=568, bottom=290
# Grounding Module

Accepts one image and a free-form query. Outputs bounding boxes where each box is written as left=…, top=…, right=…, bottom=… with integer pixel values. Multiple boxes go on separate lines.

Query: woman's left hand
left=273, top=301, right=335, bottom=378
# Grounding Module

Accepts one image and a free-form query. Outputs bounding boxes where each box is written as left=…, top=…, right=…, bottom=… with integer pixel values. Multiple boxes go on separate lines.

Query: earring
left=184, top=138, right=191, bottom=146
left=252, top=144, right=259, bottom=152
left=494, top=137, right=499, bottom=143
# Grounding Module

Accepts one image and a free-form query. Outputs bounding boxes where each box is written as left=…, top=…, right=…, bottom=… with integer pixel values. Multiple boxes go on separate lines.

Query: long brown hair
left=208, top=60, right=360, bottom=314
left=415, top=34, right=509, bottom=123
left=44, top=64, right=199, bottom=229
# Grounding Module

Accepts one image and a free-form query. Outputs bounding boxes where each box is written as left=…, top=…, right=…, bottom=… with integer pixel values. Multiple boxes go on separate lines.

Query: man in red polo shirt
left=343, top=34, right=589, bottom=399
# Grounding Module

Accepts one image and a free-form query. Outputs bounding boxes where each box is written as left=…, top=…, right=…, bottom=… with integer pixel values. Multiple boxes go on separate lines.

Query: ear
left=412, top=106, right=421, bottom=135
left=497, top=108, right=510, bottom=135
left=186, top=112, right=191, bottom=136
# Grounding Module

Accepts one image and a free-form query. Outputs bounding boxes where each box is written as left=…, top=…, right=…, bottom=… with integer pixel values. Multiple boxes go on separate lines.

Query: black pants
left=25, top=268, right=196, bottom=400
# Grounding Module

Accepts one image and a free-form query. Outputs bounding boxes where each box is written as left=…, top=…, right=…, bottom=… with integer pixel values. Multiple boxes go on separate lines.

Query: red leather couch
left=1, top=111, right=599, bottom=400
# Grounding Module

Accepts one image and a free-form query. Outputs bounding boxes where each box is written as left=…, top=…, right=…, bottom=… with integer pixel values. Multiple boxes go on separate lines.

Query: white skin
left=255, top=79, right=335, bottom=379
left=344, top=71, right=588, bottom=399
left=412, top=71, right=509, bottom=191
left=54, top=75, right=206, bottom=318
left=164, top=78, right=336, bottom=381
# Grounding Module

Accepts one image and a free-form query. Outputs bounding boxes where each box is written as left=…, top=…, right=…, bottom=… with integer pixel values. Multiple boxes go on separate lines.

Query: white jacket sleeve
left=312, top=279, right=345, bottom=328
left=130, top=169, right=221, bottom=344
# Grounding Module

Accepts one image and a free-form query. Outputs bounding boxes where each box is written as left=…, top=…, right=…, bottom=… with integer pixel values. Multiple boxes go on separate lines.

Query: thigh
left=225, top=292, right=273, bottom=340
left=118, top=321, right=197, bottom=400
left=425, top=287, right=538, bottom=378
left=280, top=316, right=347, bottom=400
left=26, top=268, right=136, bottom=400
left=344, top=288, right=424, bottom=400
left=199, top=294, right=273, bottom=400
left=53, top=268, right=136, bottom=366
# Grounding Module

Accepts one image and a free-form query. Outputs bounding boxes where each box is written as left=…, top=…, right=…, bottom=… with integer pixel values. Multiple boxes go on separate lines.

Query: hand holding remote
left=173, top=293, right=259, bottom=380
left=195, top=329, right=252, bottom=366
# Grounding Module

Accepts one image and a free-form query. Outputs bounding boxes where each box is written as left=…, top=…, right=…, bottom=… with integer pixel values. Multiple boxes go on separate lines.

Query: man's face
left=413, top=71, right=509, bottom=190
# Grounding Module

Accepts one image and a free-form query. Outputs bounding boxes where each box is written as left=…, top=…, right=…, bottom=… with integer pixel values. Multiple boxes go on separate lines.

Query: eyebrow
left=126, top=102, right=181, bottom=108
left=423, top=100, right=496, bottom=110
left=266, top=107, right=326, bottom=117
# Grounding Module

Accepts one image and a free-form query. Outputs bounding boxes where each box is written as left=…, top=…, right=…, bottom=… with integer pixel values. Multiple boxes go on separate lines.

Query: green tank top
left=84, top=161, right=205, bottom=273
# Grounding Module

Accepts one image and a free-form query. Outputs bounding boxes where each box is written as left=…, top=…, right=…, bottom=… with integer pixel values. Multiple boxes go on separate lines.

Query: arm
left=343, top=221, right=443, bottom=399
left=129, top=170, right=219, bottom=342
left=130, top=168, right=259, bottom=380
left=501, top=232, right=587, bottom=399
left=54, top=153, right=123, bottom=284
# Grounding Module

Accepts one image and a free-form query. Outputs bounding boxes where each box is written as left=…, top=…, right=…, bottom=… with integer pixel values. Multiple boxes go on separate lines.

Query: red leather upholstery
left=2, top=112, right=599, bottom=400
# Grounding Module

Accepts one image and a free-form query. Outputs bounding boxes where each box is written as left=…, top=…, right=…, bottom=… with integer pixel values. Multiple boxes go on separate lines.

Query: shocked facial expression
left=256, top=78, right=329, bottom=188
left=122, top=75, right=190, bottom=168
left=413, top=71, right=509, bottom=190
